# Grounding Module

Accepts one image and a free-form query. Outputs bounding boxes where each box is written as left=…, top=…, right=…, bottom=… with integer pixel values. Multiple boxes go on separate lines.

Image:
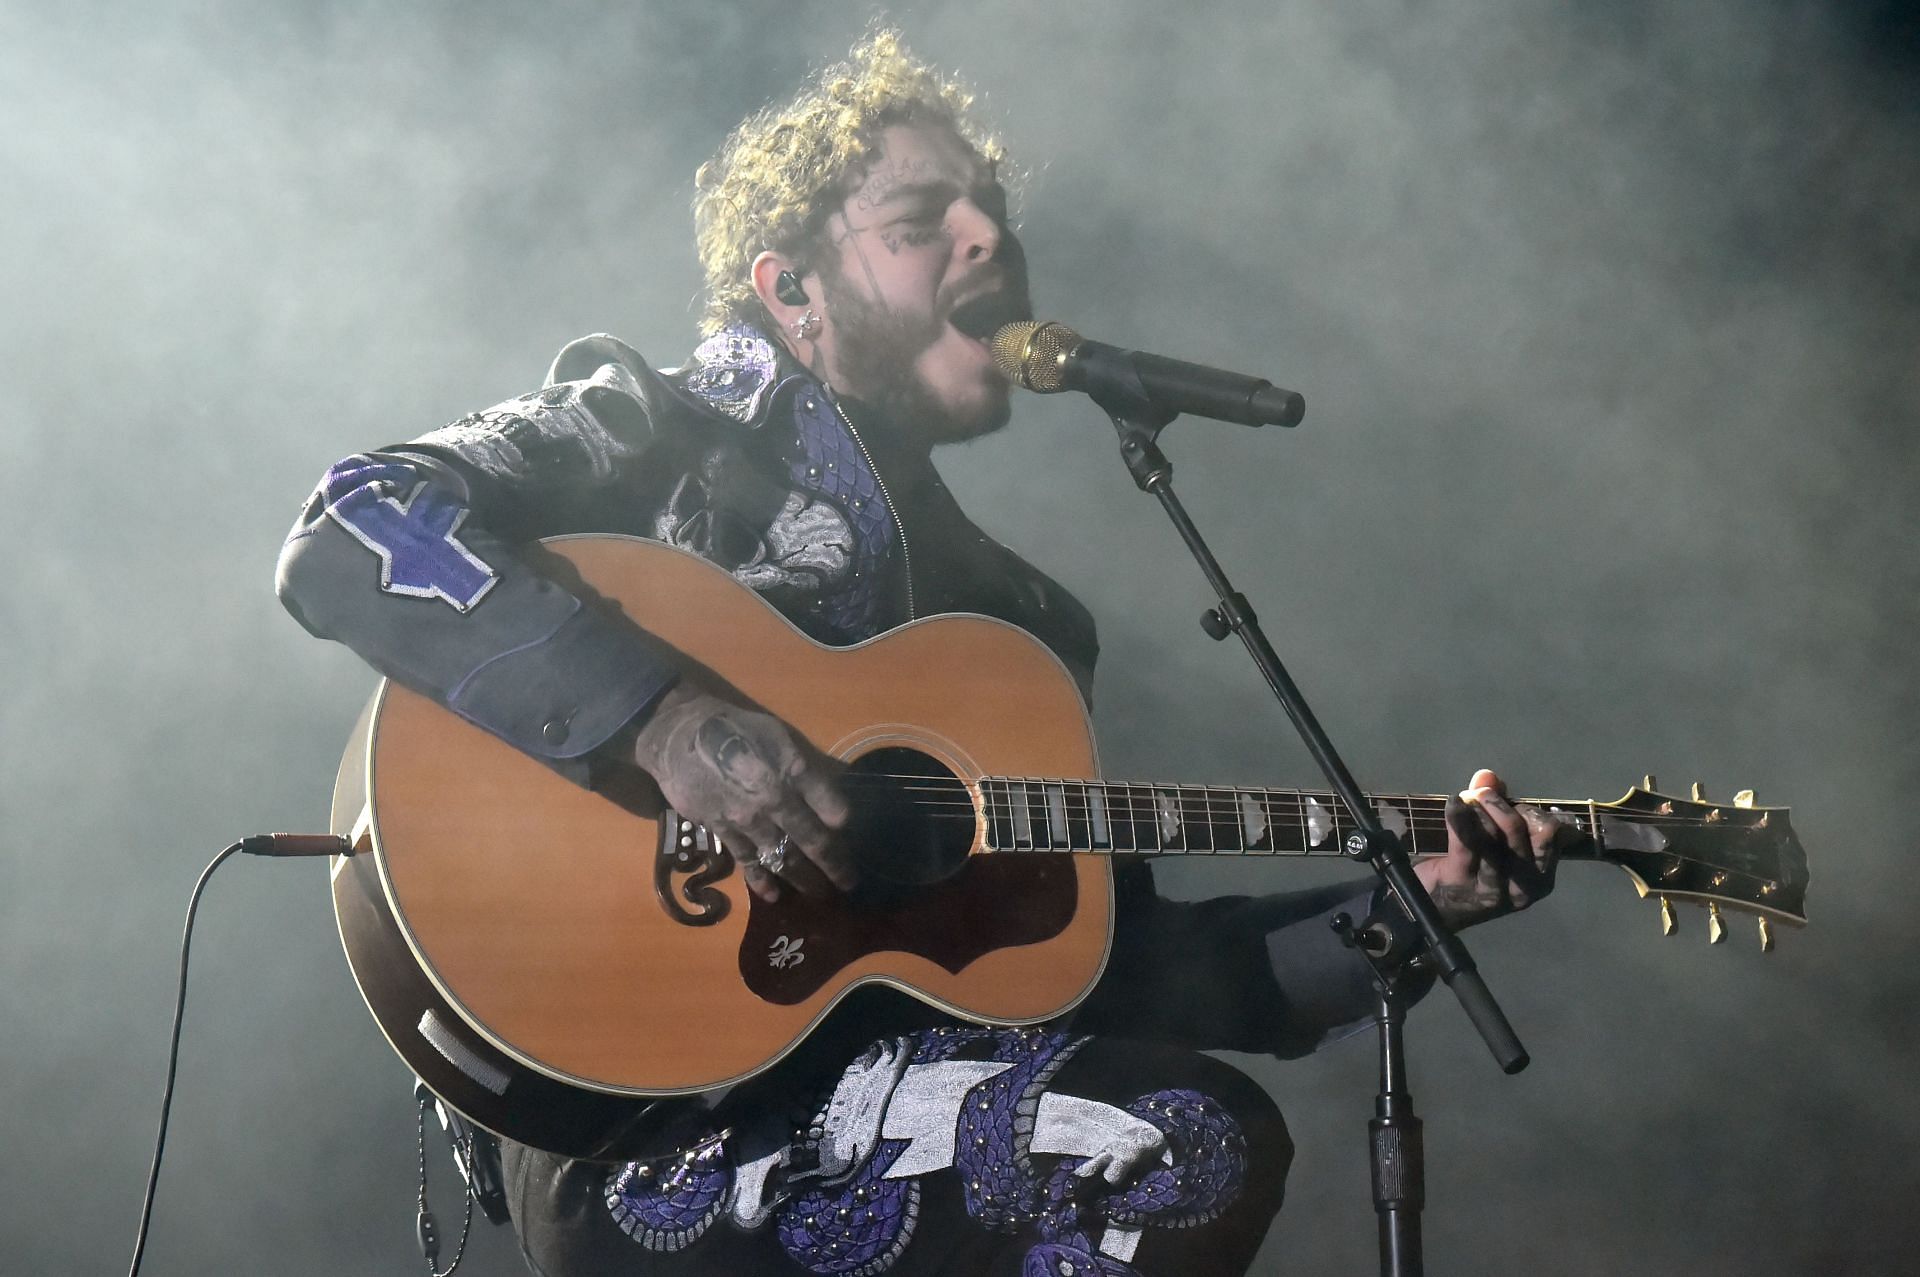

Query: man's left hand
left=1416, top=768, right=1564, bottom=929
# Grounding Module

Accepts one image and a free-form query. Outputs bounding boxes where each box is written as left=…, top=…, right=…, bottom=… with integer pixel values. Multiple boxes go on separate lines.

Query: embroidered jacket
left=277, top=324, right=1098, bottom=772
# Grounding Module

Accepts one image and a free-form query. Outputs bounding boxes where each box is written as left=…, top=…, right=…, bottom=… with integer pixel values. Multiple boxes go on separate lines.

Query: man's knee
left=1211, top=1059, right=1294, bottom=1212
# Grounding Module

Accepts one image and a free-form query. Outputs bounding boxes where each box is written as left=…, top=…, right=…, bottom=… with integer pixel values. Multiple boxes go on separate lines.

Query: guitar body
left=331, top=535, right=1110, bottom=1154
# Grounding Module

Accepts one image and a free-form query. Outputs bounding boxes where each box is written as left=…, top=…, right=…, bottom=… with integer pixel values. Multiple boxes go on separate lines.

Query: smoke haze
left=3, top=1, right=1915, bottom=1272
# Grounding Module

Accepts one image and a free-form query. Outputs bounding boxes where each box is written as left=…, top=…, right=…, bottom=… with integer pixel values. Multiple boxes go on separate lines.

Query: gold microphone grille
left=989, top=320, right=1080, bottom=393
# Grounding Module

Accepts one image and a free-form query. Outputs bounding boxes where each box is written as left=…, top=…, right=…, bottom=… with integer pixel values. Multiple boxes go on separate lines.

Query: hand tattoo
left=694, top=716, right=775, bottom=793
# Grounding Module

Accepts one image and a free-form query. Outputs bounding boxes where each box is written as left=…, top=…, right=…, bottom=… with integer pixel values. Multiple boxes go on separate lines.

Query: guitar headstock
left=1590, top=778, right=1809, bottom=948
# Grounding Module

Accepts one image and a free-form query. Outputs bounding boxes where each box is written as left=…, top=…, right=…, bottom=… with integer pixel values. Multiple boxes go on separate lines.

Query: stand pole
left=1091, top=383, right=1527, bottom=1275
left=1101, top=398, right=1525, bottom=1073
left=1371, top=977, right=1424, bottom=1277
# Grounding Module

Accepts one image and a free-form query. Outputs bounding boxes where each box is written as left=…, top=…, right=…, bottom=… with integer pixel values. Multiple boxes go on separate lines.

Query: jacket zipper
left=829, top=398, right=915, bottom=622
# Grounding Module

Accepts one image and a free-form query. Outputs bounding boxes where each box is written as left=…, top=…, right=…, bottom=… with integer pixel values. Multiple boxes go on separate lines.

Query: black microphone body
left=989, top=321, right=1304, bottom=427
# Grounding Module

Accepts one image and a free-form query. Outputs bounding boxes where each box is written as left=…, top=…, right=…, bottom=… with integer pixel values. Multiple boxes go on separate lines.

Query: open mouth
left=947, top=290, right=1032, bottom=343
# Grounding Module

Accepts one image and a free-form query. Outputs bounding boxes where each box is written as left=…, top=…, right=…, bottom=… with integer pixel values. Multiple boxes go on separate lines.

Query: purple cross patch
left=321, top=455, right=498, bottom=612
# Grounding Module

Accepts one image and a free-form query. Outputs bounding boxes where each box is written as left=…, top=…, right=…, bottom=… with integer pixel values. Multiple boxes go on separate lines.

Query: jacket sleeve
left=275, top=338, right=686, bottom=768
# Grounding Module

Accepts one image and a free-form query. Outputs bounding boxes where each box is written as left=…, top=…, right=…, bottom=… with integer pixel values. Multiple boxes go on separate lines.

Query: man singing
left=277, top=30, right=1560, bottom=1276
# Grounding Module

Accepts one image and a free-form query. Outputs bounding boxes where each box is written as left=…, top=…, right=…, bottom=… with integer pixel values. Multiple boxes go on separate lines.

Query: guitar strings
left=826, top=799, right=1750, bottom=844
left=835, top=770, right=1759, bottom=818
left=691, top=778, right=1781, bottom=884
left=826, top=775, right=1754, bottom=832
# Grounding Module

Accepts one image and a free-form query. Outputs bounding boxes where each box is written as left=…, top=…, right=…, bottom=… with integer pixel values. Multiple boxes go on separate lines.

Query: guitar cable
left=126, top=833, right=350, bottom=1277
left=414, top=1083, right=477, bottom=1277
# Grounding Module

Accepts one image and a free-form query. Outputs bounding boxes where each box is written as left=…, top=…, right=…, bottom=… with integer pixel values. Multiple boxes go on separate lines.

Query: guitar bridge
left=654, top=809, right=734, bottom=927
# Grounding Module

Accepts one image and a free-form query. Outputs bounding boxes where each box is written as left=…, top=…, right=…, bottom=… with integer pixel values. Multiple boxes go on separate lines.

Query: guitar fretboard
left=977, top=778, right=1596, bottom=859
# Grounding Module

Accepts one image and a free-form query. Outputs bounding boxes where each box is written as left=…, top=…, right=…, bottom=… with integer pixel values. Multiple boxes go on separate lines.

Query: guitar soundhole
left=840, top=747, right=977, bottom=908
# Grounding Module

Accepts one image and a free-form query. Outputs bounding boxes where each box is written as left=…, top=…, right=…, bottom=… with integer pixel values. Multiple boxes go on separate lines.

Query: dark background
left=5, top=1, right=1916, bottom=1273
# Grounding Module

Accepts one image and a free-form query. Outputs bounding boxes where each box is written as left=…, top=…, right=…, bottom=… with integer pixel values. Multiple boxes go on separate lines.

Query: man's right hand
left=631, top=684, right=852, bottom=902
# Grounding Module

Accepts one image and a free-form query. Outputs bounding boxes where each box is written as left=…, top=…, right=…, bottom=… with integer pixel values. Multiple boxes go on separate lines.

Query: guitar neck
left=977, top=777, right=1601, bottom=861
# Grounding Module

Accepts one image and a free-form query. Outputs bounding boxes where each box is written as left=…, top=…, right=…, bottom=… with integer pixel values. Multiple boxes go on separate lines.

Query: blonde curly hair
left=694, top=28, right=1006, bottom=334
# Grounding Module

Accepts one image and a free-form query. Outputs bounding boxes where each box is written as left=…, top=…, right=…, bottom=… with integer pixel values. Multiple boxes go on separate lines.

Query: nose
left=948, top=197, right=1002, bottom=264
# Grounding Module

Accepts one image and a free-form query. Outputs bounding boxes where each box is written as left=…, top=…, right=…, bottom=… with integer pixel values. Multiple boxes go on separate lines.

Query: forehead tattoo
left=850, top=138, right=1000, bottom=212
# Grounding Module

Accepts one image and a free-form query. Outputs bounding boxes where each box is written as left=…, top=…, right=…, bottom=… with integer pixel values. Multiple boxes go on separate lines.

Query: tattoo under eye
left=878, top=219, right=952, bottom=255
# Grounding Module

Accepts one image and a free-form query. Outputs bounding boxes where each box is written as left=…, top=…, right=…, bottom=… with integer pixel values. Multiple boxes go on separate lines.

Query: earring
left=774, top=270, right=810, bottom=306
left=790, top=309, right=822, bottom=341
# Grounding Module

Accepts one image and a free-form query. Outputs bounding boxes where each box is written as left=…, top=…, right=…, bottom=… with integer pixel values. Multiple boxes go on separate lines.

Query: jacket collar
left=680, top=321, right=811, bottom=427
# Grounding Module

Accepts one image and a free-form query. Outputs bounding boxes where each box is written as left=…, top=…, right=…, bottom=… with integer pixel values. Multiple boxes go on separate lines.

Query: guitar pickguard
left=738, top=855, right=1079, bottom=1005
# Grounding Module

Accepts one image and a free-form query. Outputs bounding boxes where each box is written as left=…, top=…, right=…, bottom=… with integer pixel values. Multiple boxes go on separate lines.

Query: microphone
left=987, top=320, right=1304, bottom=427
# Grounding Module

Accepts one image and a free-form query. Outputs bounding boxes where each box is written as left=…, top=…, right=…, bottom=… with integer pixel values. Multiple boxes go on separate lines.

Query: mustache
left=946, top=278, right=1033, bottom=340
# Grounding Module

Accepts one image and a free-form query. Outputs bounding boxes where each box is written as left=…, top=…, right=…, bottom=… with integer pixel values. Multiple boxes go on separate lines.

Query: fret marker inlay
left=1373, top=801, right=1409, bottom=840
left=1239, top=793, right=1267, bottom=847
left=1045, top=785, right=1068, bottom=845
left=1304, top=796, right=1334, bottom=847
left=1088, top=789, right=1110, bottom=847
left=1156, top=792, right=1181, bottom=842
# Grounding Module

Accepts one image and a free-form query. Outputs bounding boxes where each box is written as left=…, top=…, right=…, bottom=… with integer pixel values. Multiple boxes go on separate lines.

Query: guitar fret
left=1121, top=783, right=1152, bottom=851
left=1190, top=786, right=1225, bottom=854
left=1411, top=796, right=1446, bottom=857
left=1184, top=788, right=1212, bottom=854
left=1172, top=788, right=1204, bottom=854
left=1212, top=787, right=1247, bottom=854
left=1405, top=791, right=1436, bottom=852
left=1207, top=787, right=1233, bottom=851
left=1373, top=798, right=1411, bottom=849
left=1029, top=782, right=1051, bottom=849
left=1087, top=785, right=1111, bottom=848
left=1063, top=781, right=1095, bottom=850
left=1044, top=783, right=1069, bottom=847
left=1264, top=791, right=1308, bottom=855
left=1012, top=780, right=1035, bottom=849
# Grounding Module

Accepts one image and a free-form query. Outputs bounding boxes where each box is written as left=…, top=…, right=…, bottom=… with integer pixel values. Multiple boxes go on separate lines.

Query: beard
left=816, top=265, right=1015, bottom=446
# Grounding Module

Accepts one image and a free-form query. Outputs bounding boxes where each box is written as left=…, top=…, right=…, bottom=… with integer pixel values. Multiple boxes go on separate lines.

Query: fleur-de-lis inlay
left=768, top=935, right=806, bottom=969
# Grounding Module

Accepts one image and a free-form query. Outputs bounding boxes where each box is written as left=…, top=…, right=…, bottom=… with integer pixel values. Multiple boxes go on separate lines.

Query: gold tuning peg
left=1708, top=901, right=1726, bottom=944
left=1643, top=774, right=1658, bottom=792
left=1734, top=789, right=1756, bottom=809
left=1691, top=781, right=1708, bottom=802
left=1660, top=896, right=1676, bottom=936
left=1757, top=917, right=1774, bottom=953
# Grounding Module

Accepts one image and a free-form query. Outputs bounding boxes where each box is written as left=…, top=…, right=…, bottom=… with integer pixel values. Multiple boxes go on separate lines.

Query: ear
left=750, top=251, right=817, bottom=340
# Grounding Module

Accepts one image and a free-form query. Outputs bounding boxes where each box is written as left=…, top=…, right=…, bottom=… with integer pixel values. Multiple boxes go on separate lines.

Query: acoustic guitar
left=326, top=536, right=1809, bottom=1158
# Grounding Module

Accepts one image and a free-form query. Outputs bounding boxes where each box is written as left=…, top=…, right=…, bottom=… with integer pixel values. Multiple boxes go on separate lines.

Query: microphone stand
left=1087, top=376, right=1528, bottom=1277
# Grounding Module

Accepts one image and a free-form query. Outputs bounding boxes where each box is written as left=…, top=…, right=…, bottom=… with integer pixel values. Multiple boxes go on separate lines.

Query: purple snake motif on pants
left=603, top=1027, right=1248, bottom=1275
